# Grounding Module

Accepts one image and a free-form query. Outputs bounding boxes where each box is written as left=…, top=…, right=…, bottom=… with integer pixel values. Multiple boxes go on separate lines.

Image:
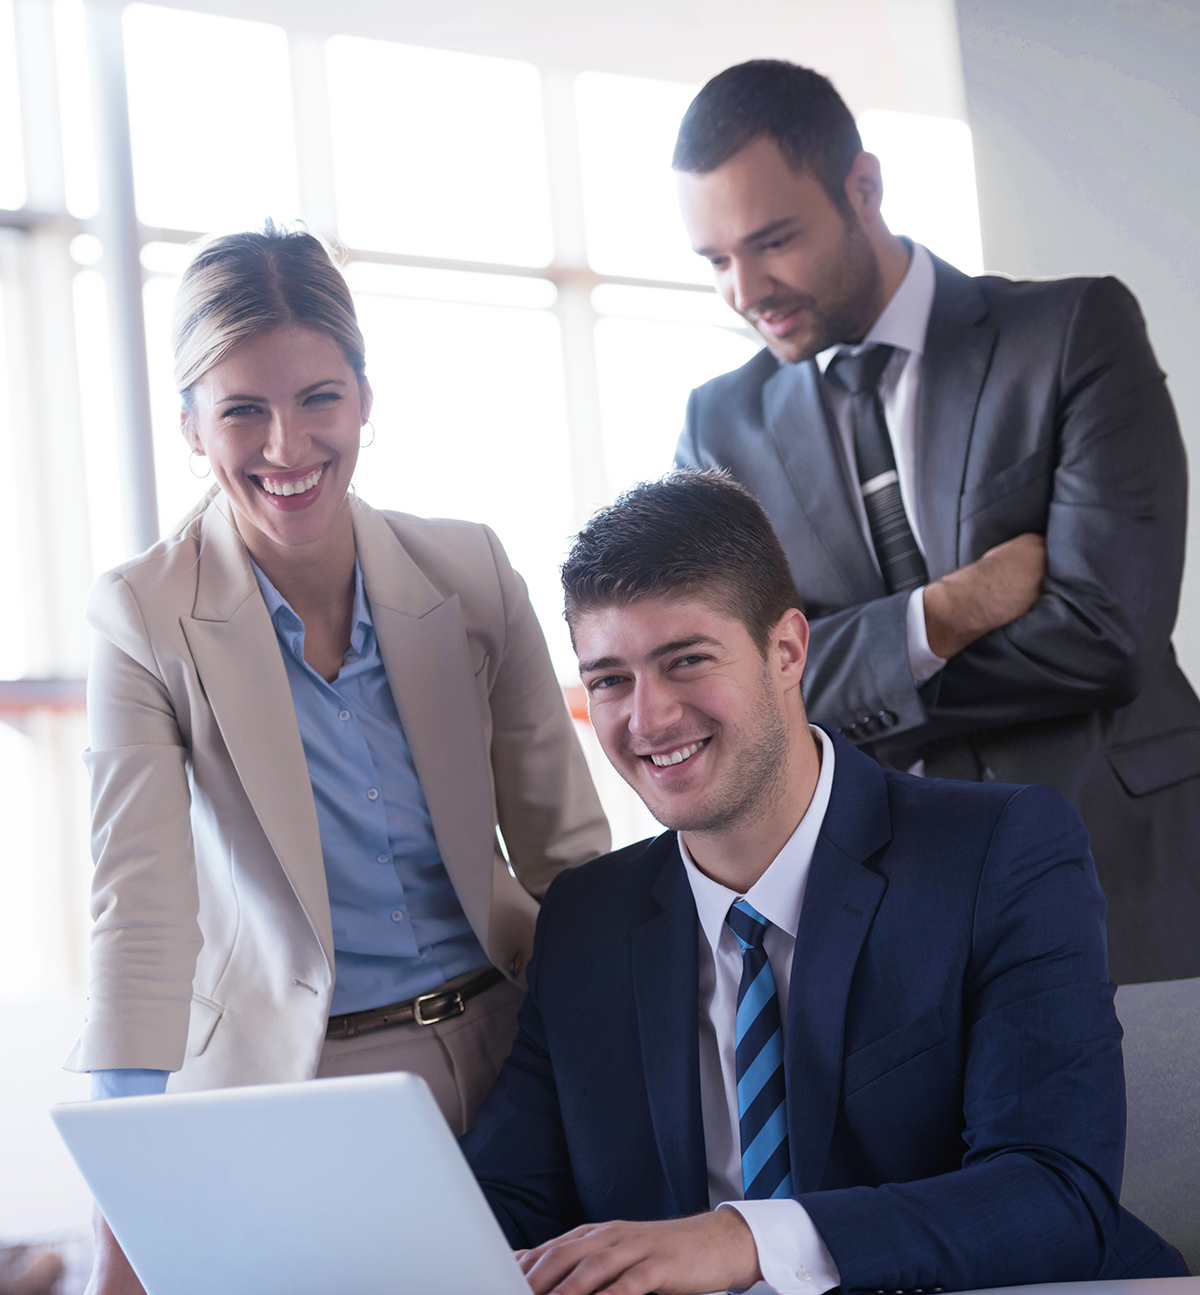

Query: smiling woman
left=69, top=224, right=609, bottom=1295
left=191, top=329, right=362, bottom=519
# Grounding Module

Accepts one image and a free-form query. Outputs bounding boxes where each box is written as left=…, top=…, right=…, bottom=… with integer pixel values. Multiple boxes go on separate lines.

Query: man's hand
left=923, top=532, right=1047, bottom=660
left=516, top=1209, right=759, bottom=1295
left=0, top=1246, right=63, bottom=1295
left=83, top=1206, right=146, bottom=1295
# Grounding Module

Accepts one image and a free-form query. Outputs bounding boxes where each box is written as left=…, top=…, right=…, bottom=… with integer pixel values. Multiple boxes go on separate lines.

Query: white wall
left=956, top=0, right=1200, bottom=682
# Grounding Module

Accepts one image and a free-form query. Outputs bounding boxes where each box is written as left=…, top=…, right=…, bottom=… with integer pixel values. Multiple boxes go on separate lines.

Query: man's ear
left=772, top=607, right=809, bottom=693
left=843, top=150, right=885, bottom=223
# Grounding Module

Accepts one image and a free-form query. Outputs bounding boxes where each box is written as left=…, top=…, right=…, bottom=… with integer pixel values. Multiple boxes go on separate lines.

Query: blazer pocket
left=185, top=993, right=224, bottom=1058
left=959, top=445, right=1054, bottom=523
left=1107, top=728, right=1200, bottom=797
left=843, top=1006, right=947, bottom=1096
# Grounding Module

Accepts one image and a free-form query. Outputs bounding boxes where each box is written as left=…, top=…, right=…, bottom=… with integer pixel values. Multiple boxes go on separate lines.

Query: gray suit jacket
left=676, top=253, right=1200, bottom=984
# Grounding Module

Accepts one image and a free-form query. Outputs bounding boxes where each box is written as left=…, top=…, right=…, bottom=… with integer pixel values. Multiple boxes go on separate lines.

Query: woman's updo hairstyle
left=172, top=220, right=366, bottom=419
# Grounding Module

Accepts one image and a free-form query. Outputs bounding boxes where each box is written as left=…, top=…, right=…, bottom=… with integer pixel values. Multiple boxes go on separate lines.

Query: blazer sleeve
left=460, top=897, right=585, bottom=1247
left=481, top=527, right=610, bottom=899
left=920, top=278, right=1185, bottom=735
left=66, top=570, right=202, bottom=1073
left=800, top=784, right=1125, bottom=1292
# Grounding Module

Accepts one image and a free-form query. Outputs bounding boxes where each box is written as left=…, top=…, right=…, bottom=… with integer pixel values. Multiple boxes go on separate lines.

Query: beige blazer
left=66, top=494, right=609, bottom=1090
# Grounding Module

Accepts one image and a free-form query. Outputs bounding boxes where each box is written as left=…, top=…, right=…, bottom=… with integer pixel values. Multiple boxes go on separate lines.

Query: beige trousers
left=315, top=973, right=524, bottom=1136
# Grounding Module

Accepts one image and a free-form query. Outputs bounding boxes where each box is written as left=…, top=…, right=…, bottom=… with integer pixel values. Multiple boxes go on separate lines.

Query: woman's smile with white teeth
left=256, top=465, right=326, bottom=496
left=648, top=739, right=709, bottom=768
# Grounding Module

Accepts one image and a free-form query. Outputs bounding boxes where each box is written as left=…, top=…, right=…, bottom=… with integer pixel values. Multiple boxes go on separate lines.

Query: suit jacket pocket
left=185, top=993, right=224, bottom=1058
left=843, top=1005, right=947, bottom=1096
left=959, top=444, right=1054, bottom=524
left=1107, top=728, right=1200, bottom=796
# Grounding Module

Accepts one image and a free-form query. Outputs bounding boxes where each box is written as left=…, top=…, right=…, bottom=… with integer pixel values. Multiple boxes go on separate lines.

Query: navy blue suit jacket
left=463, top=732, right=1186, bottom=1291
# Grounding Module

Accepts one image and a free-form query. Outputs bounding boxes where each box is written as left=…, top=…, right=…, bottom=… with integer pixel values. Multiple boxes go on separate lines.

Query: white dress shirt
left=815, top=241, right=945, bottom=689
left=678, top=726, right=840, bottom=1295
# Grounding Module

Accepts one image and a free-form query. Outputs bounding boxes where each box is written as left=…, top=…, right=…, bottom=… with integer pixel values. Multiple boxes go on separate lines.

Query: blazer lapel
left=916, top=255, right=999, bottom=578
left=786, top=734, right=889, bottom=1193
left=181, top=498, right=333, bottom=967
left=630, top=839, right=708, bottom=1217
left=352, top=502, right=498, bottom=950
left=763, top=359, right=882, bottom=601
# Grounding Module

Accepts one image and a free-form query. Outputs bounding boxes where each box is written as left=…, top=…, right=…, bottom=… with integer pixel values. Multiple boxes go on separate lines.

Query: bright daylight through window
left=0, top=9, right=987, bottom=1252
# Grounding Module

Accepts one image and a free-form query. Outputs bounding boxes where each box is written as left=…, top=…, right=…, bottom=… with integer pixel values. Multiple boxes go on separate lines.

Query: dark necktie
left=827, top=345, right=929, bottom=593
left=726, top=899, right=792, bottom=1200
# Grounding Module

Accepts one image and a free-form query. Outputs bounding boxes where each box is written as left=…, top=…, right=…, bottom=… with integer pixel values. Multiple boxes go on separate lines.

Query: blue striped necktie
left=726, top=898, right=792, bottom=1199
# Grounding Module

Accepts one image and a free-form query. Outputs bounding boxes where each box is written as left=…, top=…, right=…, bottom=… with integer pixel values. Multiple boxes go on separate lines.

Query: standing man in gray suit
left=672, top=59, right=1200, bottom=984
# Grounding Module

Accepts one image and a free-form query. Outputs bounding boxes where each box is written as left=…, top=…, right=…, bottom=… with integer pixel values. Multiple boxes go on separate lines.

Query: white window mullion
left=13, top=0, right=65, bottom=211
left=541, top=67, right=609, bottom=528
left=289, top=31, right=338, bottom=242
left=85, top=0, right=158, bottom=557
left=0, top=230, right=46, bottom=675
left=9, top=0, right=91, bottom=677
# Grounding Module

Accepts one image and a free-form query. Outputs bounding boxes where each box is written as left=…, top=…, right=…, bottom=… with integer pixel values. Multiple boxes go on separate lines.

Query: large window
left=0, top=2, right=986, bottom=1259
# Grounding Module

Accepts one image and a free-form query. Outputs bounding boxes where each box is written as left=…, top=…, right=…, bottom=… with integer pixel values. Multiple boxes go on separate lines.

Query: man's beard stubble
left=644, top=666, right=792, bottom=837
left=758, top=216, right=883, bottom=363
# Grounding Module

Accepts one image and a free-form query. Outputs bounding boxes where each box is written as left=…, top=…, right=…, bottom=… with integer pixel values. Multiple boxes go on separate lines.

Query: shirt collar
left=250, top=556, right=374, bottom=661
left=815, top=240, right=936, bottom=373
left=680, top=725, right=836, bottom=953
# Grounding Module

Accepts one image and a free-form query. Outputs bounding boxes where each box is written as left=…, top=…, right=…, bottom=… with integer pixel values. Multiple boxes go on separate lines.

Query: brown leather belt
left=325, top=967, right=504, bottom=1040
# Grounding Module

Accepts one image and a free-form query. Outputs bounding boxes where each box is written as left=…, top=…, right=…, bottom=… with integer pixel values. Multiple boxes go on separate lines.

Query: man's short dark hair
left=672, top=59, right=862, bottom=214
left=562, top=471, right=803, bottom=654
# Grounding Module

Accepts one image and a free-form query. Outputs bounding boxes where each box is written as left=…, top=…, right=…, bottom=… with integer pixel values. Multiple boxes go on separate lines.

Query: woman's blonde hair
left=170, top=221, right=367, bottom=534
left=172, top=220, right=366, bottom=415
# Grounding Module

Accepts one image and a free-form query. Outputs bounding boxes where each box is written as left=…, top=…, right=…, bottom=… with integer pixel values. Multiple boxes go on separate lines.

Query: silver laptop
left=51, top=1071, right=532, bottom=1295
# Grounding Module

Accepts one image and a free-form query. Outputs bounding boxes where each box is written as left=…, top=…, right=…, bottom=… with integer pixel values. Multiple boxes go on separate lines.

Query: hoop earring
left=360, top=420, right=375, bottom=449
left=189, top=451, right=212, bottom=480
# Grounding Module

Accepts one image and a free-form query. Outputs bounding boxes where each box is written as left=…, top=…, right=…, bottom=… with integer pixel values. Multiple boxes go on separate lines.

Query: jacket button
left=860, top=713, right=879, bottom=735
left=878, top=709, right=897, bottom=727
left=510, top=951, right=523, bottom=976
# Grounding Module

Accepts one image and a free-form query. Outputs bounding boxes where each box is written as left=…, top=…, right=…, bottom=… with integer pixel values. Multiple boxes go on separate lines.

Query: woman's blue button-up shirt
left=252, top=557, right=488, bottom=1015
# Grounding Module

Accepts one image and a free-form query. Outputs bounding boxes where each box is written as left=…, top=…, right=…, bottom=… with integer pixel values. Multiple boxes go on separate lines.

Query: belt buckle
left=413, top=988, right=465, bottom=1027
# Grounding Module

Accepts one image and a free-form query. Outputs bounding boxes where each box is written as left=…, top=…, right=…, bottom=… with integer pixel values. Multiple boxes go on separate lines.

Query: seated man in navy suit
left=462, top=471, right=1186, bottom=1295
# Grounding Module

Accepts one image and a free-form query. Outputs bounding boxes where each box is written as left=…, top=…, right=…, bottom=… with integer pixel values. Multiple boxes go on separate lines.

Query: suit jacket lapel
left=631, top=839, right=708, bottom=1217
left=352, top=501, right=498, bottom=950
left=916, top=255, right=999, bottom=578
left=763, top=359, right=883, bottom=601
left=787, top=734, right=889, bottom=1193
left=182, top=497, right=334, bottom=968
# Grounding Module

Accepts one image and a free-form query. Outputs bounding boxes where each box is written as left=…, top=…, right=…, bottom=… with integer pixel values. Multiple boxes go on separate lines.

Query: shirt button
left=377, top=853, right=389, bottom=864
left=391, top=910, right=404, bottom=922
left=338, top=709, right=350, bottom=721
left=367, top=787, right=379, bottom=800
left=797, top=1271, right=813, bottom=1283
